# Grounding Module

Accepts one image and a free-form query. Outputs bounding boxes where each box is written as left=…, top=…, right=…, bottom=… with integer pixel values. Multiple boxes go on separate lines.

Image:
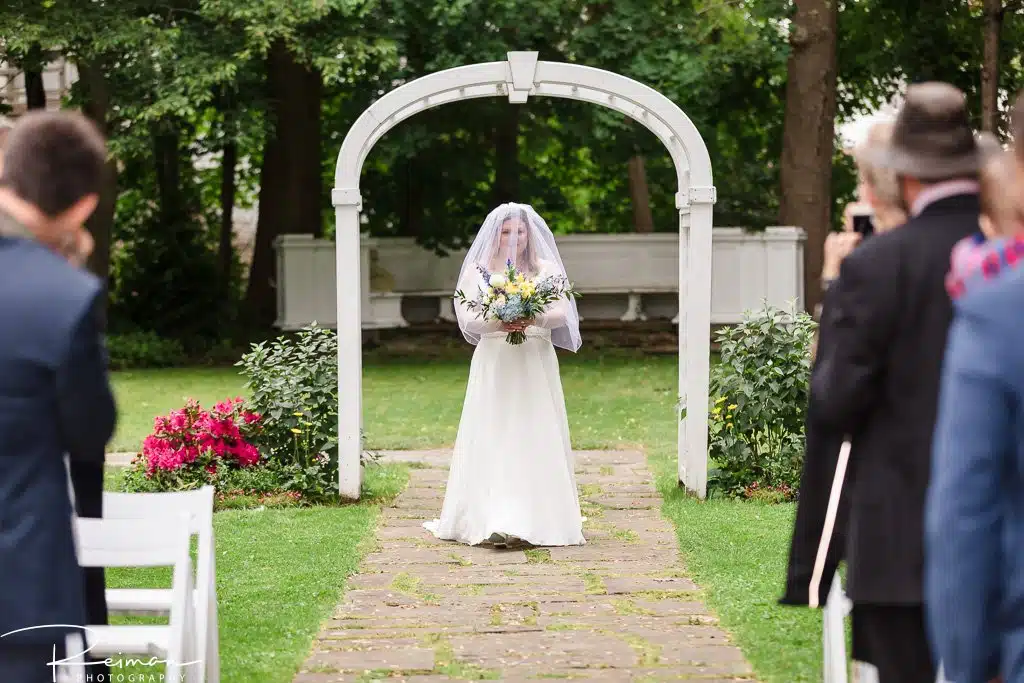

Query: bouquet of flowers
left=455, top=259, right=580, bottom=345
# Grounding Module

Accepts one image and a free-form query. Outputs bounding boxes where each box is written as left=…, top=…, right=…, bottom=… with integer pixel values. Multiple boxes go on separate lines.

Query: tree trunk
left=778, top=0, right=839, bottom=313
left=627, top=155, right=655, bottom=232
left=492, top=105, right=521, bottom=205
left=153, top=126, right=183, bottom=226
left=23, top=44, right=46, bottom=110
left=403, top=156, right=425, bottom=238
left=246, top=40, right=324, bottom=329
left=219, top=136, right=237, bottom=285
left=981, top=0, right=1003, bottom=134
left=77, top=59, right=116, bottom=331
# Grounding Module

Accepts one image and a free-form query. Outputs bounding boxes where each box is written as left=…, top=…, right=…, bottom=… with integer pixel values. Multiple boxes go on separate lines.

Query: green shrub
left=237, top=324, right=377, bottom=501
left=106, top=331, right=187, bottom=370
left=704, top=303, right=815, bottom=501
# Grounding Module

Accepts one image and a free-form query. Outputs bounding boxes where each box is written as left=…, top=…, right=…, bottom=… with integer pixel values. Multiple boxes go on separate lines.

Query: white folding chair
left=823, top=574, right=852, bottom=683
left=56, top=631, right=86, bottom=683
left=103, top=486, right=219, bottom=683
left=76, top=515, right=197, bottom=683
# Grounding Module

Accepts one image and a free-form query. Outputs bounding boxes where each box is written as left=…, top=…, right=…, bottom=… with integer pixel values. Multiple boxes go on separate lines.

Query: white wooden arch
left=333, top=51, right=716, bottom=500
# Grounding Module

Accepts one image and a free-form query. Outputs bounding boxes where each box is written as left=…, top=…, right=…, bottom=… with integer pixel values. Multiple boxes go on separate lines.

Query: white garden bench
left=273, top=228, right=806, bottom=330
left=75, top=515, right=197, bottom=683
left=103, top=486, right=219, bottom=683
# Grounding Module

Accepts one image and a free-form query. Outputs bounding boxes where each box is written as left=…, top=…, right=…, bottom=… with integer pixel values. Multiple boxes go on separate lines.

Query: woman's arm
left=532, top=262, right=572, bottom=329
left=455, top=271, right=503, bottom=334
left=534, top=297, right=569, bottom=329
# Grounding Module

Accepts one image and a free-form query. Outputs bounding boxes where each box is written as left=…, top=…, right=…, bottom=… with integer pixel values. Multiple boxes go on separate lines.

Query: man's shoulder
left=0, top=238, right=101, bottom=315
left=840, top=227, right=903, bottom=275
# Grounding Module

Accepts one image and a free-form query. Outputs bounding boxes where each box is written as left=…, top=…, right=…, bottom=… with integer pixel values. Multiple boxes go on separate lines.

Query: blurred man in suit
left=0, top=111, right=116, bottom=682
left=810, top=83, right=985, bottom=682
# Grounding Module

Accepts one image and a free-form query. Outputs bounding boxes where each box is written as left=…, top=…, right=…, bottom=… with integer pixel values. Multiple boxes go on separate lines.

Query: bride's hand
left=502, top=319, right=532, bottom=332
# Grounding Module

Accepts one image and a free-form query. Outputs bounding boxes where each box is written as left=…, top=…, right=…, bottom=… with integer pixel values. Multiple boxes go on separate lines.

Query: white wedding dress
left=424, top=264, right=586, bottom=547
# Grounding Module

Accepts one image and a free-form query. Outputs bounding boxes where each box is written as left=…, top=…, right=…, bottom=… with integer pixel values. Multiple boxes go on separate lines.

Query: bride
left=424, top=203, right=586, bottom=548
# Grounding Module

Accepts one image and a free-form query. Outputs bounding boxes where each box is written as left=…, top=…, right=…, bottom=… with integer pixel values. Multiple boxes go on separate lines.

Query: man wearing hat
left=809, top=82, right=985, bottom=682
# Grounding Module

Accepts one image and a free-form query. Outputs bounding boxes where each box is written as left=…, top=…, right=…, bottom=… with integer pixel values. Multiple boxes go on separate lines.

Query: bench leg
left=620, top=293, right=648, bottom=322
left=437, top=297, right=458, bottom=323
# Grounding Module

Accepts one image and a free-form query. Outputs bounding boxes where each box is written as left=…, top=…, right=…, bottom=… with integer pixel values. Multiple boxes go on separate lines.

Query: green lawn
left=108, top=350, right=820, bottom=682
left=104, top=464, right=407, bottom=683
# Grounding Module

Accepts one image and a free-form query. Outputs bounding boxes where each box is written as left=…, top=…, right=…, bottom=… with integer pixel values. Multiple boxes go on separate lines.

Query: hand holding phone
left=852, top=212, right=874, bottom=239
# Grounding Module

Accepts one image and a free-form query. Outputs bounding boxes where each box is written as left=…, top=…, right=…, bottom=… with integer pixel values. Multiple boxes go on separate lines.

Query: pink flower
left=138, top=397, right=263, bottom=477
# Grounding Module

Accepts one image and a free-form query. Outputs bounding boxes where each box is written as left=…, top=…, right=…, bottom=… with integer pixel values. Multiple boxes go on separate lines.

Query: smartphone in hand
left=852, top=212, right=874, bottom=239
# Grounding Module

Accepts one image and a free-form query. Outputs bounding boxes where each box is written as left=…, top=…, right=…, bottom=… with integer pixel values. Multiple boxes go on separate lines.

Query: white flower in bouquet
left=489, top=273, right=507, bottom=288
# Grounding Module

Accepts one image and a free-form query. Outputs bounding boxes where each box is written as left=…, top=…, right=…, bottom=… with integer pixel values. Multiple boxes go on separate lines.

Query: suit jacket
left=0, top=233, right=116, bottom=645
left=781, top=284, right=851, bottom=607
left=926, top=266, right=1024, bottom=683
left=810, top=193, right=980, bottom=605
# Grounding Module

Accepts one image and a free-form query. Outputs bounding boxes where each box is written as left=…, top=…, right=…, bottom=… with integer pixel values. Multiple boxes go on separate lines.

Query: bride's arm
left=534, top=297, right=569, bottom=329
left=461, top=308, right=504, bottom=334
left=532, top=263, right=572, bottom=329
left=456, top=272, right=504, bottom=334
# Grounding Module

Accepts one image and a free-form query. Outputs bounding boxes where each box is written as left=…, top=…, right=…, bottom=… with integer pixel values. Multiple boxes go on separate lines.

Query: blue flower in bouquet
left=497, top=295, right=526, bottom=322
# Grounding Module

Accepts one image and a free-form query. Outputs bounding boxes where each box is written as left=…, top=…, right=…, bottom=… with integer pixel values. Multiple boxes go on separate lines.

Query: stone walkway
left=293, top=450, right=753, bottom=682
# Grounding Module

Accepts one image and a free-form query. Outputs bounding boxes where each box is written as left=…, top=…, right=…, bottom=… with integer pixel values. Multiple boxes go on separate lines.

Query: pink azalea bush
left=125, top=398, right=267, bottom=492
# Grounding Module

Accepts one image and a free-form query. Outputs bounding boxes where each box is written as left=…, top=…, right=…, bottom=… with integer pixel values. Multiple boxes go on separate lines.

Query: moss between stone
left=433, top=636, right=500, bottom=680
left=389, top=572, right=441, bottom=604
left=581, top=571, right=607, bottom=595
left=525, top=548, right=553, bottom=564
left=611, top=598, right=656, bottom=616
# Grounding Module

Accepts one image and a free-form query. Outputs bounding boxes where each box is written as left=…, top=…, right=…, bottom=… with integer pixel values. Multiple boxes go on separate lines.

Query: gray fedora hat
left=868, top=82, right=981, bottom=181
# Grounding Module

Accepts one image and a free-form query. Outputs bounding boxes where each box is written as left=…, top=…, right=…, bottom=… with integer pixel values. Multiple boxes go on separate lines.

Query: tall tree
left=245, top=40, right=323, bottom=328
left=22, top=43, right=47, bottom=110
left=981, top=0, right=1005, bottom=133
left=77, top=58, right=117, bottom=329
left=779, top=0, right=839, bottom=313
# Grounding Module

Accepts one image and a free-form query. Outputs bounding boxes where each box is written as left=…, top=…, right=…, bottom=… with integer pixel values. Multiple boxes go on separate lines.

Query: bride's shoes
left=486, top=532, right=527, bottom=549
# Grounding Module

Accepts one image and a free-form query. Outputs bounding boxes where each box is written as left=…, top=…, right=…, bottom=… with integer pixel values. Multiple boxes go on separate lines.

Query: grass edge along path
left=647, top=447, right=824, bottom=683
left=110, top=359, right=823, bottom=682
left=105, top=463, right=409, bottom=683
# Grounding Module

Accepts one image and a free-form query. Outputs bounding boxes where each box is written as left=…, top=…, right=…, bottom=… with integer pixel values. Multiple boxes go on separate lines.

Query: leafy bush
left=106, top=331, right=188, bottom=370
left=122, top=398, right=263, bottom=492
left=238, top=325, right=374, bottom=501
left=705, top=303, right=815, bottom=501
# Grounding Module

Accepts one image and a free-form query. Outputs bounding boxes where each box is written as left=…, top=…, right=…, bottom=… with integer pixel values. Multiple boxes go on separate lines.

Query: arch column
left=334, top=188, right=363, bottom=500
left=333, top=52, right=715, bottom=501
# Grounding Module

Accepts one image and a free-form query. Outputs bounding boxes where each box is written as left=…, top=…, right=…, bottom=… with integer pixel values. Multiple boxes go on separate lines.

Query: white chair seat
left=107, top=587, right=173, bottom=614
left=86, top=625, right=170, bottom=657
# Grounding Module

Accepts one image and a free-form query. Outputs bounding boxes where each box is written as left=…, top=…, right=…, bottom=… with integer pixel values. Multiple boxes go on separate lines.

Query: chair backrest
left=76, top=516, right=191, bottom=568
left=102, top=487, right=215, bottom=680
left=103, top=486, right=214, bottom=534
left=103, top=486, right=216, bottom=623
left=75, top=516, right=194, bottom=679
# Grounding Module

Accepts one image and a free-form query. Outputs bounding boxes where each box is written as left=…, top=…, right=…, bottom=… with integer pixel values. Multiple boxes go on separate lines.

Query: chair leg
left=205, top=591, right=220, bottom=683
left=822, top=575, right=849, bottom=683
left=60, top=633, right=86, bottom=683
